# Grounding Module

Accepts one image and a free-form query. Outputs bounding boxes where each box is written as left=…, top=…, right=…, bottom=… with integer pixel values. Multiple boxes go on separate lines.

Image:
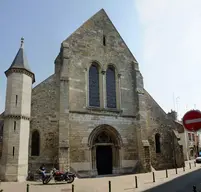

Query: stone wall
left=60, top=9, right=137, bottom=116
left=29, top=74, right=59, bottom=172
left=54, top=9, right=140, bottom=175
left=23, top=9, right=183, bottom=177
left=68, top=113, right=138, bottom=175
left=144, top=90, right=184, bottom=169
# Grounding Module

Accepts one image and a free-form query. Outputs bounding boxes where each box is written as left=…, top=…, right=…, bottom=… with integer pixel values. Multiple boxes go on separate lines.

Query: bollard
left=175, top=167, right=178, bottom=174
left=72, top=184, right=74, bottom=192
left=193, top=185, right=197, bottom=192
left=194, top=161, right=196, bottom=167
left=183, top=165, right=185, bottom=172
left=26, top=184, right=29, bottom=192
left=165, top=169, right=168, bottom=178
left=135, top=176, right=138, bottom=188
left=109, top=181, right=111, bottom=192
left=189, top=162, right=191, bottom=169
left=152, top=172, right=155, bottom=183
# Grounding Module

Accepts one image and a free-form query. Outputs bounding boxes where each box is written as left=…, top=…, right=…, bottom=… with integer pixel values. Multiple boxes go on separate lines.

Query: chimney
left=167, top=110, right=177, bottom=121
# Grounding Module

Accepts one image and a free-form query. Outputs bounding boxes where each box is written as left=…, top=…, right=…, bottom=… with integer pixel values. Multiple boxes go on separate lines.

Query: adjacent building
left=168, top=110, right=200, bottom=160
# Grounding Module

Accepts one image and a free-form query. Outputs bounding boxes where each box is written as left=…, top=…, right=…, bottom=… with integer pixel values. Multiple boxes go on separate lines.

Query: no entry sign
left=182, top=110, right=201, bottom=132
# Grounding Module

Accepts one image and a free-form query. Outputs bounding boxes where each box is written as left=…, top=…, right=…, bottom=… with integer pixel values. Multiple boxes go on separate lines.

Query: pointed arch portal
left=88, top=124, right=122, bottom=175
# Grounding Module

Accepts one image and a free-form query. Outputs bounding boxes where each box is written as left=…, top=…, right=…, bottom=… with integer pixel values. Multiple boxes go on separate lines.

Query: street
left=144, top=168, right=201, bottom=192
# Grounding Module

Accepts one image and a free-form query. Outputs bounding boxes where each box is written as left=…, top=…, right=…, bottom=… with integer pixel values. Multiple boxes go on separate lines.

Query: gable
left=61, top=9, right=138, bottom=64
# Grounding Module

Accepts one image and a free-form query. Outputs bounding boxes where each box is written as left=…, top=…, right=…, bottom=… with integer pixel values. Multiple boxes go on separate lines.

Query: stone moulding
left=69, top=110, right=136, bottom=118
left=86, top=106, right=122, bottom=113
left=136, top=88, right=144, bottom=95
left=3, top=114, right=30, bottom=120
left=5, top=68, right=35, bottom=83
left=69, top=110, right=120, bottom=117
left=142, top=140, right=150, bottom=147
left=60, top=77, right=69, bottom=82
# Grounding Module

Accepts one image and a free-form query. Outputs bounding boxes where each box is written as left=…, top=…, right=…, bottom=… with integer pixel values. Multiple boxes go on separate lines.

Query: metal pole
left=193, top=185, right=197, bottom=192
left=152, top=172, right=155, bottom=182
left=135, top=176, right=138, bottom=188
left=165, top=169, right=168, bottom=178
left=109, top=181, right=111, bottom=192
left=26, top=184, right=29, bottom=192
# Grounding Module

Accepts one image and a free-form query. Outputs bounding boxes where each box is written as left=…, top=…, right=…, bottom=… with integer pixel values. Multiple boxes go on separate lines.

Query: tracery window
left=106, top=65, right=116, bottom=108
left=89, top=63, right=100, bottom=107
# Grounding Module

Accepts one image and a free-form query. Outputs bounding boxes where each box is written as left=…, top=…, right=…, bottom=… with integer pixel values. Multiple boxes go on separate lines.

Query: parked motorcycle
left=41, top=168, right=76, bottom=184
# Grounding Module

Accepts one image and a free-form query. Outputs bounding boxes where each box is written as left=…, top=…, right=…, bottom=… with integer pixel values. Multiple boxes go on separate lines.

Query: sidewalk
left=0, top=160, right=199, bottom=192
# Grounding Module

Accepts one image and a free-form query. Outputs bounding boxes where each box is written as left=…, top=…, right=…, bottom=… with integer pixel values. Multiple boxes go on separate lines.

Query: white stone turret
left=1, top=38, right=35, bottom=182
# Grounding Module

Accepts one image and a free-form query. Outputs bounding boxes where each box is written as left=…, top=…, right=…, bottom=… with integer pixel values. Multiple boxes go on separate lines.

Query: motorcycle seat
left=55, top=171, right=64, bottom=175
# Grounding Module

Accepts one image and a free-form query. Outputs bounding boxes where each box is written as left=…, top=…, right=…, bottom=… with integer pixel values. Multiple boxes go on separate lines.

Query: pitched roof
left=61, top=9, right=138, bottom=63
left=5, top=38, right=35, bottom=82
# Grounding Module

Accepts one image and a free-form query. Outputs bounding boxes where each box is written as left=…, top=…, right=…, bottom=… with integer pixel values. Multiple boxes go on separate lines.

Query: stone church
left=0, top=9, right=184, bottom=182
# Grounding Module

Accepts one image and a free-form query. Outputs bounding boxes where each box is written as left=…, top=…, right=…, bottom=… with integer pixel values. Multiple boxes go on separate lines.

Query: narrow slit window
left=155, top=133, right=161, bottom=153
left=14, top=121, right=16, bottom=131
left=15, top=95, right=18, bottom=106
left=103, top=35, right=106, bottom=46
left=13, top=146, right=15, bottom=157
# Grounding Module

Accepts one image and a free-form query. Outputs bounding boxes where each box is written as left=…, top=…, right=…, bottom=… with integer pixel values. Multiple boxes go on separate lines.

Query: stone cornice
left=5, top=68, right=35, bottom=83
left=3, top=114, right=30, bottom=120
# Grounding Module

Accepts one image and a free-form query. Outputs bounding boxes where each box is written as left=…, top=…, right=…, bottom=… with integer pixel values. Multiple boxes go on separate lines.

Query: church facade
left=0, top=9, right=184, bottom=181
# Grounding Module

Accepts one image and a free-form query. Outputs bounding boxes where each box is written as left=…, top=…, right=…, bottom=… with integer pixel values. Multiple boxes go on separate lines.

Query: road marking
left=185, top=118, right=201, bottom=124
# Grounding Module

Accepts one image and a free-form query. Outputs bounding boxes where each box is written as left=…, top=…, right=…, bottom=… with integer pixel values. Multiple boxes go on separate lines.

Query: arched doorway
left=88, top=125, right=122, bottom=175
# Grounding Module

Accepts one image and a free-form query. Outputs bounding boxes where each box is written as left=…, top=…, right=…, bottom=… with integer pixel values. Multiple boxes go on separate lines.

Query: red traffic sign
left=182, top=110, right=201, bottom=132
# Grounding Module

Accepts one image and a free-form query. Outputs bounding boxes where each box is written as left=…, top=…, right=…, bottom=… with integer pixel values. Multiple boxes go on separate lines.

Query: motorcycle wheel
left=67, top=176, right=75, bottom=184
left=43, top=177, right=51, bottom=184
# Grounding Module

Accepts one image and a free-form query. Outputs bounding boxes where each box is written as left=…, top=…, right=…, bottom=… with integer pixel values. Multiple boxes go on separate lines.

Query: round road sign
left=182, top=110, right=201, bottom=132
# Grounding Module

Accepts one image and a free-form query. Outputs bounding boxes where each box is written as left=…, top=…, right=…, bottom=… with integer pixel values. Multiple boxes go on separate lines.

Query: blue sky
left=0, top=0, right=201, bottom=119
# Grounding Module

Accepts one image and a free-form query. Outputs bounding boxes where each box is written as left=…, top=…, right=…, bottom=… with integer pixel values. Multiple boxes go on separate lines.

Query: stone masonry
left=0, top=9, right=184, bottom=181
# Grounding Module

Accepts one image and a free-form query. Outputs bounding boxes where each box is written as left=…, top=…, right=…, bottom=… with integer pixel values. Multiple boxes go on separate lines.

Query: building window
left=31, top=130, right=40, bottom=156
left=15, top=95, right=18, bottom=106
left=188, top=133, right=191, bottom=141
left=192, top=133, right=195, bottom=141
left=14, top=121, right=16, bottom=131
left=103, top=35, right=106, bottom=46
left=89, top=63, right=100, bottom=107
left=106, top=65, right=116, bottom=108
left=155, top=133, right=161, bottom=153
left=13, top=146, right=15, bottom=157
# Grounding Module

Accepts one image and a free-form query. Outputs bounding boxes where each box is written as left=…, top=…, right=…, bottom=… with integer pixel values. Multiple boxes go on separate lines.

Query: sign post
left=182, top=110, right=201, bottom=132
left=182, top=110, right=201, bottom=157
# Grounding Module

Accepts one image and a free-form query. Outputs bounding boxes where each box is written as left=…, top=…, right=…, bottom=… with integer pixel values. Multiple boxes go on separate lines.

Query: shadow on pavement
left=142, top=168, right=201, bottom=192
left=31, top=182, right=70, bottom=186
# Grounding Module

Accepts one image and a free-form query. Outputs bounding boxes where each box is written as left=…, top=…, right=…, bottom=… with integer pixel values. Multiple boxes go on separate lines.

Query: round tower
left=1, top=38, right=35, bottom=182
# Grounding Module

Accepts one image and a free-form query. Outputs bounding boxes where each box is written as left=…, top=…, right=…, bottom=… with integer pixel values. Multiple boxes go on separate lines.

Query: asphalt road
left=143, top=168, right=201, bottom=192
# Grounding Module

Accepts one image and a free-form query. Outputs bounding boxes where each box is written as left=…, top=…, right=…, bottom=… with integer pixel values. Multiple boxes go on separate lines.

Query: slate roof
left=5, top=38, right=34, bottom=80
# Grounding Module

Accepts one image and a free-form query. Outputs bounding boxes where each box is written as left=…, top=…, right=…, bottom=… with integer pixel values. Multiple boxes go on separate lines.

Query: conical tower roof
left=5, top=38, right=35, bottom=83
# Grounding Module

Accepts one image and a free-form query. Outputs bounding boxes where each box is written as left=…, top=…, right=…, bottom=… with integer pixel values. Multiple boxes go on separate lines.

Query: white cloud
left=135, top=0, right=201, bottom=119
